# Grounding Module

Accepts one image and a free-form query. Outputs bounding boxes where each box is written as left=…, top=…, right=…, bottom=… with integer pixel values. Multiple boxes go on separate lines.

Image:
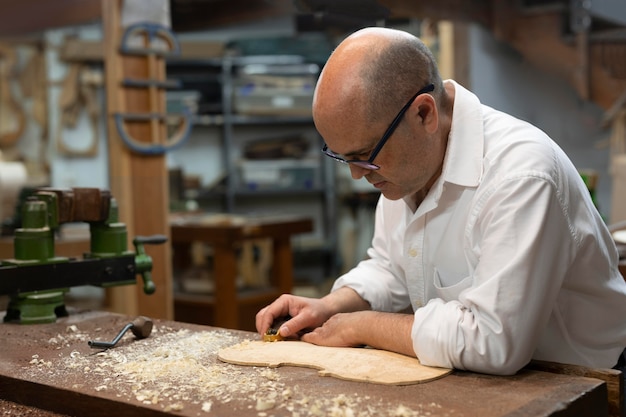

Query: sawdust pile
left=0, top=399, right=68, bottom=417
left=25, top=324, right=444, bottom=416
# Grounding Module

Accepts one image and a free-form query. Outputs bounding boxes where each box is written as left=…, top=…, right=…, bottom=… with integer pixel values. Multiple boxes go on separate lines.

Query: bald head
left=313, top=27, right=445, bottom=127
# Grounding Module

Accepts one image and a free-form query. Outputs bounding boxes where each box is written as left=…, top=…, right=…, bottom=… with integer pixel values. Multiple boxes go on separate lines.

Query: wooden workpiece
left=218, top=340, right=453, bottom=384
left=0, top=311, right=610, bottom=416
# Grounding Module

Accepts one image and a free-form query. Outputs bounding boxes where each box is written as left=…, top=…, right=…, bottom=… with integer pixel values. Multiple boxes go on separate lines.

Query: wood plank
left=452, top=22, right=471, bottom=88
left=59, top=39, right=226, bottom=62
left=102, top=0, right=139, bottom=317
left=171, top=0, right=294, bottom=33
left=101, top=0, right=174, bottom=319
left=380, top=0, right=492, bottom=27
left=527, top=359, right=624, bottom=417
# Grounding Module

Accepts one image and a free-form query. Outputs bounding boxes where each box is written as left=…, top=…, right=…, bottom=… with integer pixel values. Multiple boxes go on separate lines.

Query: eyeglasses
left=322, top=83, right=435, bottom=170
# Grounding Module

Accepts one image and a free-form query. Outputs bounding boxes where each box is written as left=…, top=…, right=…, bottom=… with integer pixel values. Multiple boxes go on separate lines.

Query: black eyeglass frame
left=322, top=83, right=435, bottom=171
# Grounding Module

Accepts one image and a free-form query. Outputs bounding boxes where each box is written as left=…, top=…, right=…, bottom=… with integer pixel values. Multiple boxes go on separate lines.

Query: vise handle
left=133, top=234, right=167, bottom=295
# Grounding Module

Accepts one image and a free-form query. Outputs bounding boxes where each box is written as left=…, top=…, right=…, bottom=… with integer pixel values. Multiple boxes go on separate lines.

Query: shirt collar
left=440, top=80, right=484, bottom=188
left=402, top=80, right=484, bottom=211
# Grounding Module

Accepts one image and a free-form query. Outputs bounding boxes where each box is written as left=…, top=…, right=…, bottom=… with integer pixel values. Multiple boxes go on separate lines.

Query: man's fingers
left=300, top=327, right=321, bottom=344
left=279, top=314, right=308, bottom=338
left=256, top=297, right=292, bottom=334
left=255, top=307, right=270, bottom=334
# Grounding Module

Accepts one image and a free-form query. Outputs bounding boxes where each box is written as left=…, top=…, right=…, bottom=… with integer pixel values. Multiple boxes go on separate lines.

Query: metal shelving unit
left=167, top=54, right=339, bottom=281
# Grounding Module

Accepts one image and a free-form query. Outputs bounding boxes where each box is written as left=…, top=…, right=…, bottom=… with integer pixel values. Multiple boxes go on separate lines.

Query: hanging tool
left=114, top=109, right=192, bottom=154
left=114, top=22, right=192, bottom=155
left=88, top=316, right=153, bottom=349
left=56, top=64, right=101, bottom=157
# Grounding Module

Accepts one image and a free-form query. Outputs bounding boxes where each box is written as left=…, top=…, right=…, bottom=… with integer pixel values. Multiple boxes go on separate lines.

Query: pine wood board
left=218, top=340, right=452, bottom=385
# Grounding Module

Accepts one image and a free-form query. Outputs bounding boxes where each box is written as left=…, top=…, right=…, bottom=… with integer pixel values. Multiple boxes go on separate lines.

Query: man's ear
left=416, top=95, right=438, bottom=134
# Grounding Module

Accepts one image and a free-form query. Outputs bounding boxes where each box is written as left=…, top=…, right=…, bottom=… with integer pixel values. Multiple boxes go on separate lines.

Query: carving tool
left=263, top=315, right=290, bottom=342
left=88, top=316, right=153, bottom=349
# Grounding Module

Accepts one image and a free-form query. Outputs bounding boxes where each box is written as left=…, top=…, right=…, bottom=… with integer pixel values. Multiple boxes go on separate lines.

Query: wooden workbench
left=0, top=311, right=609, bottom=416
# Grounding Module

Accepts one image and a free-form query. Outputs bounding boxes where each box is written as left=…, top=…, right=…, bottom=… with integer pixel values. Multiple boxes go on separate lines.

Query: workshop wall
left=46, top=24, right=109, bottom=191
left=42, top=18, right=615, bottom=271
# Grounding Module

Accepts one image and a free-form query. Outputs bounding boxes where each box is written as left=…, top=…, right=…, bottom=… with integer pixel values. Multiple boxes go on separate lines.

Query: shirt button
left=409, top=248, right=418, bottom=257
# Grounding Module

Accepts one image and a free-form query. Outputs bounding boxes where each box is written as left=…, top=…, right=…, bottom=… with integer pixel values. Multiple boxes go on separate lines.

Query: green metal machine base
left=0, top=189, right=163, bottom=324
left=3, top=290, right=69, bottom=324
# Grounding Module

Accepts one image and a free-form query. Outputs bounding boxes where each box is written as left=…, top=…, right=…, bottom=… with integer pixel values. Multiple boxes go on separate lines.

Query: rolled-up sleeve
left=332, top=197, right=412, bottom=313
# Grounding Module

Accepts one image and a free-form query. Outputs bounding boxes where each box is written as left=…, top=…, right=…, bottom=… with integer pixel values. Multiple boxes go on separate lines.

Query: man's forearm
left=353, top=311, right=416, bottom=357
left=308, top=288, right=417, bottom=357
left=323, top=286, right=371, bottom=314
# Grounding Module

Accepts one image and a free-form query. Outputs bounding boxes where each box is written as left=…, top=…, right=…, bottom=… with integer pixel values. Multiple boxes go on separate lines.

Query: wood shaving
left=22, top=324, right=445, bottom=416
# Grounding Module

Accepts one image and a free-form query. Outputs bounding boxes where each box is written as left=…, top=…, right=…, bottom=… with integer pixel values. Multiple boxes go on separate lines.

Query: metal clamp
left=119, top=22, right=180, bottom=57
left=114, top=108, right=193, bottom=155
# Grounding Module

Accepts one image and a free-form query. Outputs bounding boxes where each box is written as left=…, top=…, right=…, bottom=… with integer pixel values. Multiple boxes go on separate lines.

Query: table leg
left=213, top=243, right=238, bottom=329
left=272, top=237, right=294, bottom=295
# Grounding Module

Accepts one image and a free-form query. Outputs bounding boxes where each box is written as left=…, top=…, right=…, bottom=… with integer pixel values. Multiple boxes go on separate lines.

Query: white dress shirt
left=332, top=80, right=626, bottom=375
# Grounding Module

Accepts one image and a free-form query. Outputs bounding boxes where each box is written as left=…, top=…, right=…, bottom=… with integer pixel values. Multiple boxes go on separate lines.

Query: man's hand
left=300, top=312, right=362, bottom=347
left=256, top=287, right=371, bottom=338
left=302, top=310, right=417, bottom=357
left=256, top=294, right=334, bottom=338
left=257, top=288, right=417, bottom=358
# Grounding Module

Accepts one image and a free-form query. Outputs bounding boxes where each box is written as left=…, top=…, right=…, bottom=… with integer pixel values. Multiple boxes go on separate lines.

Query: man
left=256, top=27, right=626, bottom=375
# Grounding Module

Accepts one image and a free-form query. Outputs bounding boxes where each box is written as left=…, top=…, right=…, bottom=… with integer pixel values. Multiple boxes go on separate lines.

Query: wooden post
left=101, top=0, right=173, bottom=319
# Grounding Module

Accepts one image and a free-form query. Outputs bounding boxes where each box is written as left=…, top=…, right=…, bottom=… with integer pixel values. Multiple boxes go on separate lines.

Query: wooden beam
left=380, top=0, right=492, bottom=28
left=59, top=39, right=225, bottom=62
left=452, top=22, right=471, bottom=88
left=0, top=0, right=101, bottom=37
left=102, top=0, right=138, bottom=317
left=101, top=0, right=174, bottom=320
left=171, top=0, right=295, bottom=32
left=490, top=7, right=626, bottom=110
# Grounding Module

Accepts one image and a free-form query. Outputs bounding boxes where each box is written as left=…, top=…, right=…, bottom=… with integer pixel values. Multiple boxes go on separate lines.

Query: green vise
left=0, top=188, right=166, bottom=324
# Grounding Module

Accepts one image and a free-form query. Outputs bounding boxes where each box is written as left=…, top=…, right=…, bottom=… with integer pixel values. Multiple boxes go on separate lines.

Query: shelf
left=188, top=114, right=314, bottom=127
left=194, top=188, right=326, bottom=201
left=170, top=54, right=306, bottom=65
left=229, top=114, right=313, bottom=125
left=190, top=114, right=224, bottom=126
left=232, top=188, right=326, bottom=196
